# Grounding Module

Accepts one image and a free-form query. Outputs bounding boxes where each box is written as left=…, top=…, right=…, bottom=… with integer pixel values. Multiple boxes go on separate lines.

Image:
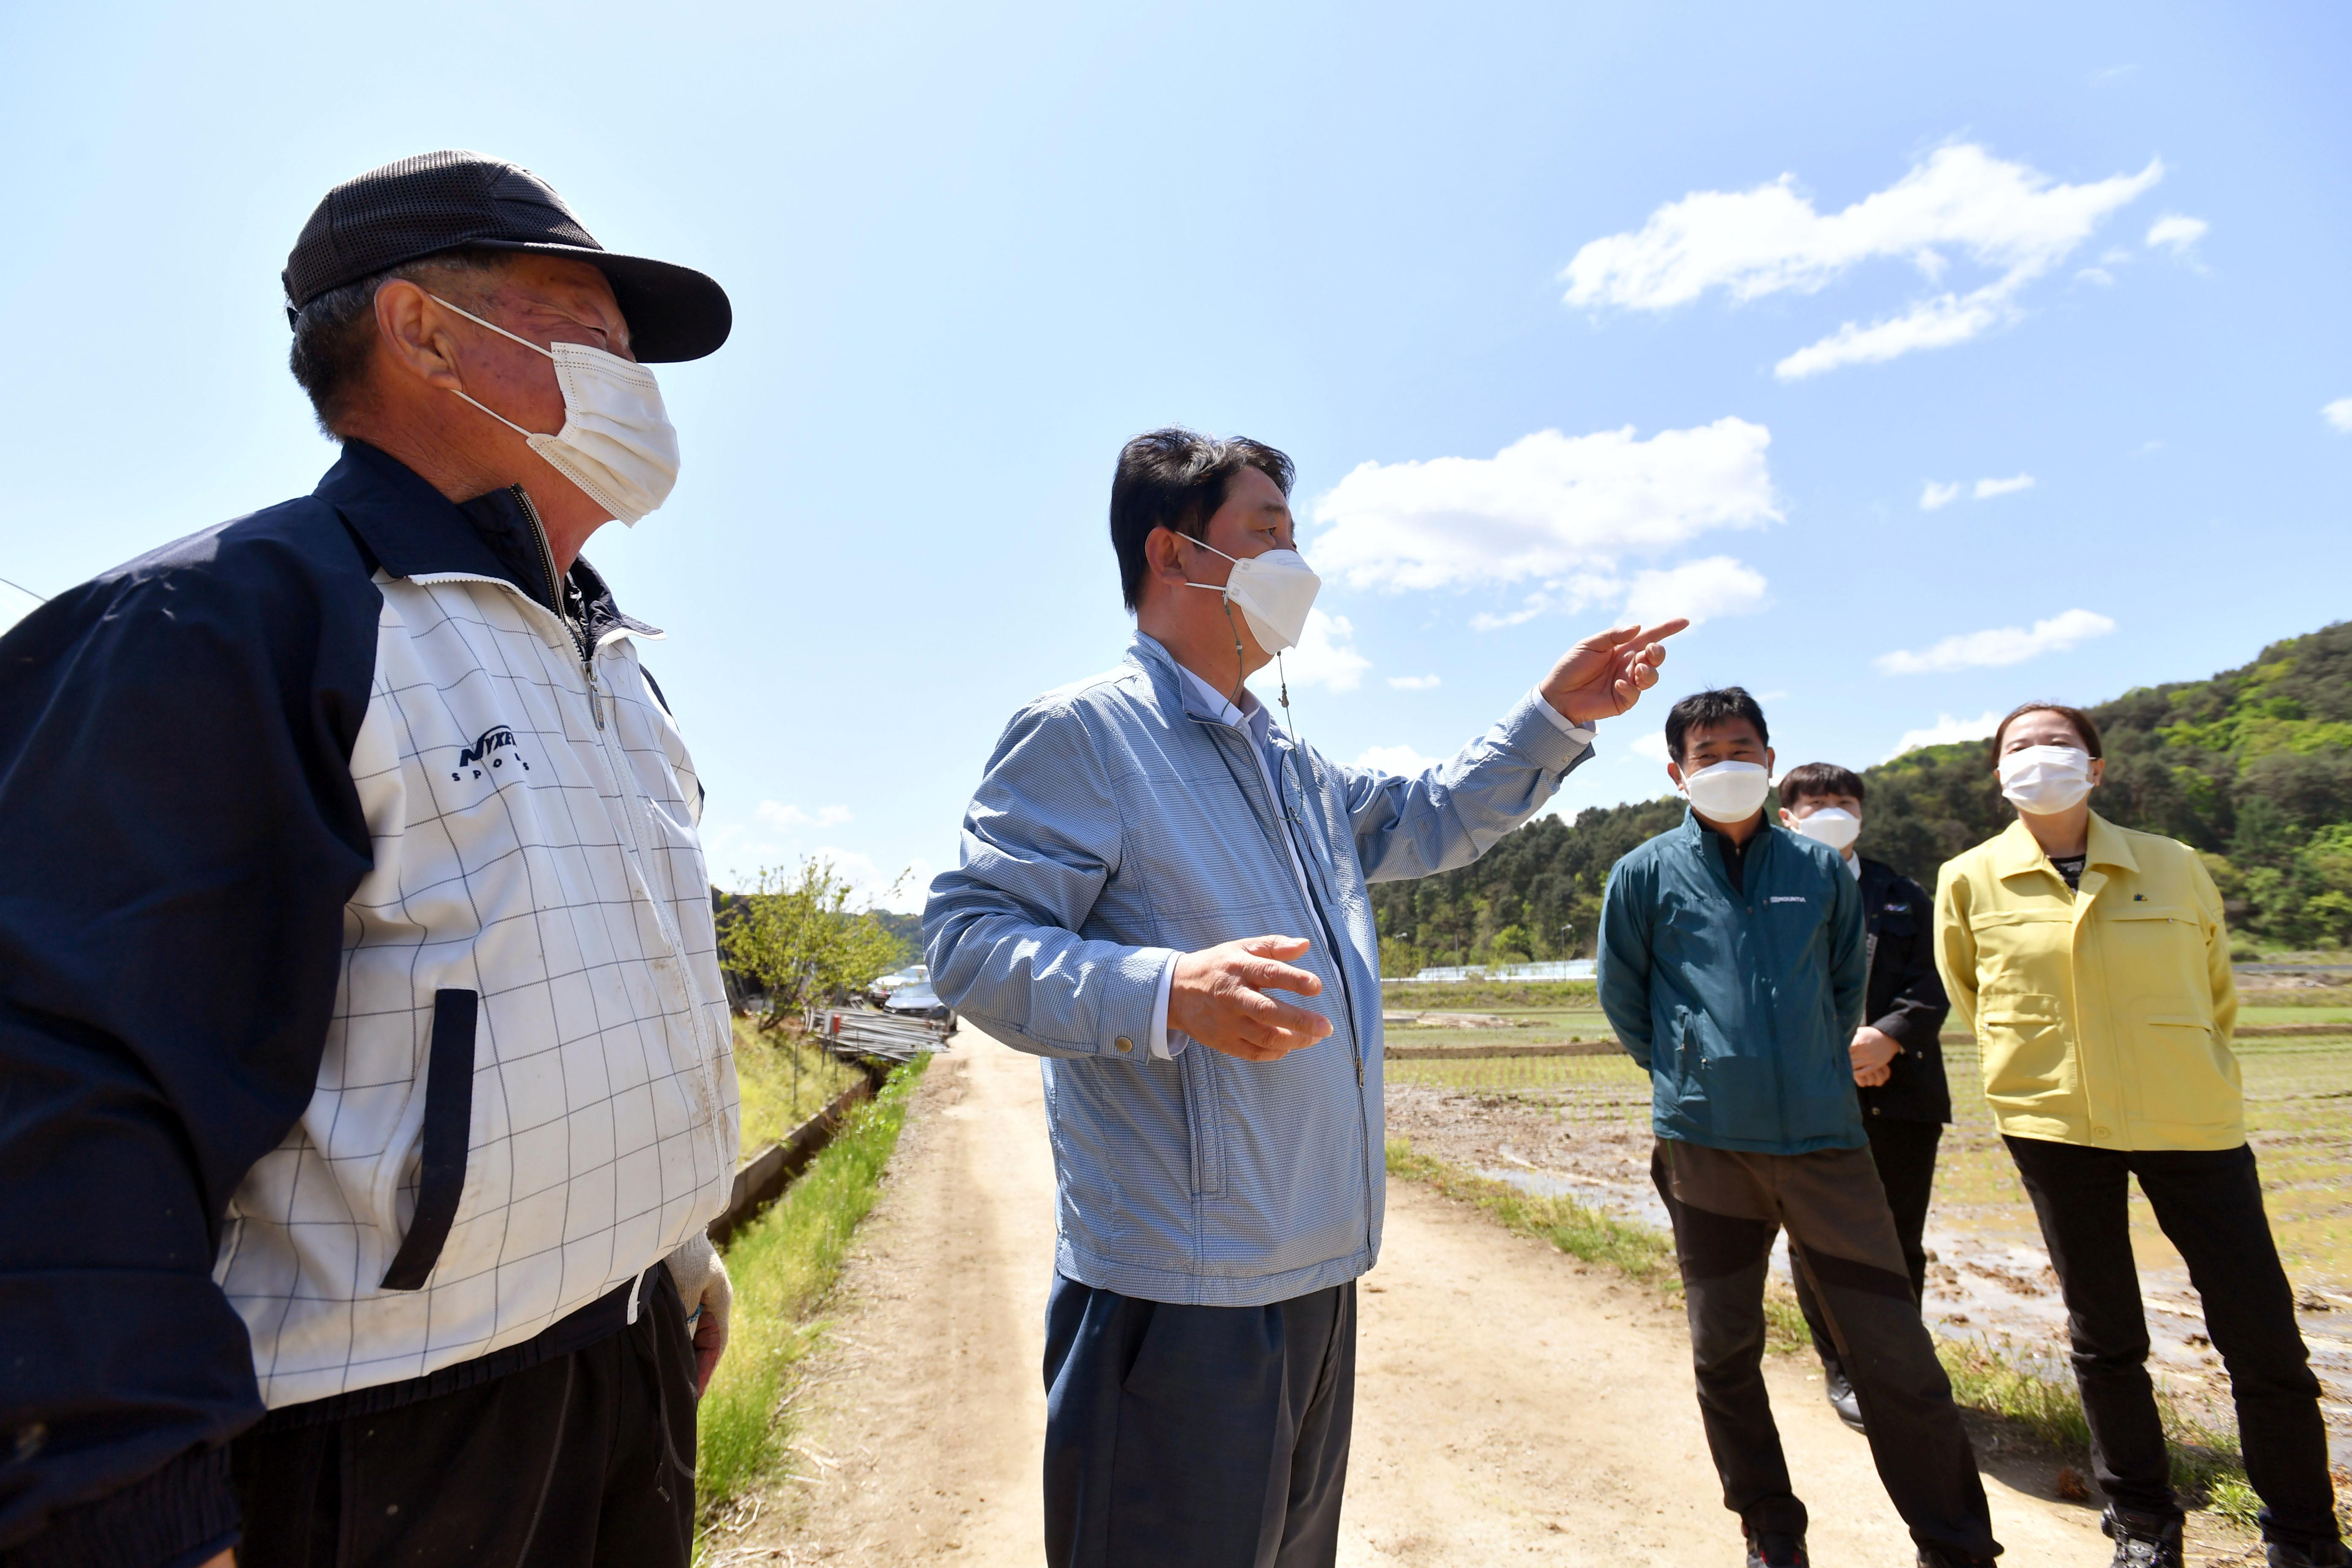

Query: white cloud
left=1561, top=142, right=2163, bottom=379
left=1387, top=673, right=1442, bottom=690
left=1886, top=710, right=2002, bottom=760
left=1630, top=731, right=1674, bottom=762
left=1259, top=608, right=1369, bottom=693
left=1621, top=555, right=1769, bottom=627
left=2323, top=397, right=2352, bottom=434
left=1920, top=480, right=1961, bottom=511
left=2145, top=213, right=2209, bottom=252
left=755, top=800, right=853, bottom=829
left=2075, top=266, right=2115, bottom=287
left=1354, top=742, right=1443, bottom=777
left=1876, top=608, right=2116, bottom=674
left=1312, top=418, right=1778, bottom=600
left=1973, top=473, right=2036, bottom=499
left=2091, top=63, right=2140, bottom=84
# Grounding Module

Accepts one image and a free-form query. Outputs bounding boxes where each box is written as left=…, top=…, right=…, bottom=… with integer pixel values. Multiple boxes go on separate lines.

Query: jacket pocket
left=1182, top=1044, right=1223, bottom=1196
left=1979, top=991, right=2072, bottom=1108
left=381, top=989, right=479, bottom=1291
left=2129, top=1014, right=2241, bottom=1129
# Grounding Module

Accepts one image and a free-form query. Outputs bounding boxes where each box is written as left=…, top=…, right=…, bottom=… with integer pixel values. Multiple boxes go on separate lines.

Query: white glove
left=664, top=1233, right=732, bottom=1396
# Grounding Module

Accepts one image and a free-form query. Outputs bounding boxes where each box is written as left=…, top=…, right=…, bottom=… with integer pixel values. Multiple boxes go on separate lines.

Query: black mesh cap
left=283, top=150, right=731, bottom=362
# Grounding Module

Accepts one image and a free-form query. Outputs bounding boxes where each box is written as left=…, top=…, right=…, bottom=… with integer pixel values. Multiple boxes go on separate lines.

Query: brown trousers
left=1651, top=1138, right=1998, bottom=1560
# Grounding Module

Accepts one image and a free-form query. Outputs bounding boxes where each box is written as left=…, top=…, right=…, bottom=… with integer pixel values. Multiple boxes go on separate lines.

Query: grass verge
left=695, top=1055, right=927, bottom=1522
left=1385, top=1134, right=2254, bottom=1503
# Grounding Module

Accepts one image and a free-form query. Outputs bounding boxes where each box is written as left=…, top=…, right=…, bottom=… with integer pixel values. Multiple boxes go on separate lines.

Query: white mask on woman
left=431, top=294, right=681, bottom=524
left=1791, top=806, right=1861, bottom=852
left=1999, top=745, right=2096, bottom=814
left=1182, top=540, right=1323, bottom=653
left=1680, top=760, right=1771, bottom=821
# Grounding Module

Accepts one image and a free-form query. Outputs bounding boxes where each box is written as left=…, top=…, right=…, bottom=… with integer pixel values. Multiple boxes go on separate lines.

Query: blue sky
left=4, top=2, right=2347, bottom=909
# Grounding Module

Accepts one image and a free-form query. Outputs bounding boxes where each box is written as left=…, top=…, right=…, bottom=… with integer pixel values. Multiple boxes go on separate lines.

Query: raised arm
left=1344, top=620, right=1683, bottom=883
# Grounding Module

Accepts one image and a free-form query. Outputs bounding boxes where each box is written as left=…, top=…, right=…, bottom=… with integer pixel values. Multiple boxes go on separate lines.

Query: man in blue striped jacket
left=925, top=427, right=1682, bottom=1567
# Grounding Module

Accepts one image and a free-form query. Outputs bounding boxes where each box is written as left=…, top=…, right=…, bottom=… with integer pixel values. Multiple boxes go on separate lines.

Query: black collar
left=316, top=441, right=659, bottom=640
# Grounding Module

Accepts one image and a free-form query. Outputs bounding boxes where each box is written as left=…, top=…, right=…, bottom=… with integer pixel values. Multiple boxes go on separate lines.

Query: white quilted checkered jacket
left=208, top=451, right=740, bottom=1408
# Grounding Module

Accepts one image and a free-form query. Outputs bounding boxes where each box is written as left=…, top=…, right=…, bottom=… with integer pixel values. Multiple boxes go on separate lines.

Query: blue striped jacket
left=923, top=633, right=1594, bottom=1305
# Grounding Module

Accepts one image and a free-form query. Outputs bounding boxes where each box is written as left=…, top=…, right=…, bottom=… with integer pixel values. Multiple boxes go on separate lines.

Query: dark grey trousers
left=1652, top=1138, right=1999, bottom=1560
left=1042, top=1273, right=1355, bottom=1568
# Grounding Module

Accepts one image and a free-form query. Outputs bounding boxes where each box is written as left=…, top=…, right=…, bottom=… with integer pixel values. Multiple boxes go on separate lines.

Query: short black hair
left=1109, top=428, right=1296, bottom=612
left=1663, top=686, right=1769, bottom=763
left=1779, top=762, right=1866, bottom=807
left=287, top=247, right=504, bottom=436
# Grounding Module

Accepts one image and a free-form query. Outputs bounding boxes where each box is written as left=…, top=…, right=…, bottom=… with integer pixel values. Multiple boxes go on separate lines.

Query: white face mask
left=1679, top=759, right=1771, bottom=821
left=430, top=294, right=680, bottom=525
left=1791, top=806, right=1861, bottom=853
left=1182, top=539, right=1322, bottom=653
left=1999, top=745, right=2095, bottom=814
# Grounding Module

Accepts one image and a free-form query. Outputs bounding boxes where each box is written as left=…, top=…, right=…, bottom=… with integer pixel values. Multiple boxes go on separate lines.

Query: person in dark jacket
left=1776, top=762, right=1953, bottom=1431
left=1597, top=689, right=1997, bottom=1568
left=0, top=153, right=740, bottom=1568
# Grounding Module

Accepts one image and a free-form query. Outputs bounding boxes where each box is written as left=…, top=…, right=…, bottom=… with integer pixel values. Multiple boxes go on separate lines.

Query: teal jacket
left=1596, top=811, right=1869, bottom=1154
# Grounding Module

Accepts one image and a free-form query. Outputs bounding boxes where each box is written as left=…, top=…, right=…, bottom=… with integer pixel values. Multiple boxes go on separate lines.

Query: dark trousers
left=1796, top=1116, right=1944, bottom=1367
left=1042, top=1272, right=1355, bottom=1568
left=1651, top=1140, right=1998, bottom=1560
left=229, top=1269, right=697, bottom=1567
left=2003, top=1135, right=2339, bottom=1548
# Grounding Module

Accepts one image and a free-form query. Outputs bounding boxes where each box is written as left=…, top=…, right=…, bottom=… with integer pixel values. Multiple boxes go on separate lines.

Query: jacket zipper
left=1222, top=726, right=1377, bottom=1257
left=510, top=487, right=721, bottom=1150
left=513, top=485, right=603, bottom=731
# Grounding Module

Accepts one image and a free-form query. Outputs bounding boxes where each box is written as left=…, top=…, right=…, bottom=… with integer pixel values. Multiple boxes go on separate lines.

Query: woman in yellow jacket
left=1935, top=702, right=2342, bottom=1568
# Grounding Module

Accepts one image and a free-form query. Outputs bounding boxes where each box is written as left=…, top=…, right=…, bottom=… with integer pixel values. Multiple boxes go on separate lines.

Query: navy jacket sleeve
left=1869, top=873, right=1951, bottom=1050
left=0, top=504, right=379, bottom=1562
left=1595, top=856, right=1655, bottom=1070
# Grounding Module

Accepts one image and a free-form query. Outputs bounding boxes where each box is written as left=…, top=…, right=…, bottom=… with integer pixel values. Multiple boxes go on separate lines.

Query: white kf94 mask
left=1182, top=539, right=1323, bottom=653
left=1790, top=806, right=1861, bottom=852
left=431, top=294, right=681, bottom=524
left=1999, top=745, right=2095, bottom=814
left=1680, top=760, right=1771, bottom=821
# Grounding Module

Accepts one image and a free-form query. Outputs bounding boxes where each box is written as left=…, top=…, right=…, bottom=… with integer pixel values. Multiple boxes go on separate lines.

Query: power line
left=0, top=573, right=47, bottom=603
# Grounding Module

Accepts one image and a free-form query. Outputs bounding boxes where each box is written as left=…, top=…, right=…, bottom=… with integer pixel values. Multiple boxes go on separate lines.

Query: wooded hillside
left=1368, top=619, right=2352, bottom=970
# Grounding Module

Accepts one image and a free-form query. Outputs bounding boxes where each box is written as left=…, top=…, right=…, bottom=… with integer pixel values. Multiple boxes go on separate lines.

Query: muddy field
left=1380, top=1001, right=2352, bottom=1460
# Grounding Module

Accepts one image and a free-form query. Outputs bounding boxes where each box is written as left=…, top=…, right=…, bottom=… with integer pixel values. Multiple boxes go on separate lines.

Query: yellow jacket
left=1933, top=813, right=2240, bottom=1151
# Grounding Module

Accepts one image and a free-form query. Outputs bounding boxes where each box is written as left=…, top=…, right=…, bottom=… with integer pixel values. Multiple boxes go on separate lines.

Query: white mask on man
left=1182, top=539, right=1322, bottom=653
left=1791, top=806, right=1862, bottom=852
left=1998, top=745, right=2096, bottom=814
left=1679, top=760, right=1771, bottom=821
left=431, top=294, right=681, bottom=524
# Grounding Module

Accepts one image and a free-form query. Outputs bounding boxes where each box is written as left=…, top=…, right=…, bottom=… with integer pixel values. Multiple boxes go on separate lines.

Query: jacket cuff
left=1495, top=691, right=1596, bottom=778
left=1871, top=1012, right=1934, bottom=1050
left=1096, top=945, right=1178, bottom=1061
left=11, top=1445, right=239, bottom=1568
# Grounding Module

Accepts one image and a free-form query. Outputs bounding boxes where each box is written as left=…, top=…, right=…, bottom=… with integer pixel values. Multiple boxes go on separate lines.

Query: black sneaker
left=2268, top=1538, right=2352, bottom=1567
left=1821, top=1359, right=1865, bottom=1432
left=1916, top=1548, right=1998, bottom=1567
left=2103, top=1507, right=2184, bottom=1568
left=1745, top=1529, right=1808, bottom=1567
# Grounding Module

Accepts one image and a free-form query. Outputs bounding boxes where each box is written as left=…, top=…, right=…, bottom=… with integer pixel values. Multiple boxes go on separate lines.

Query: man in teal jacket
left=1597, top=688, right=1998, bottom=1568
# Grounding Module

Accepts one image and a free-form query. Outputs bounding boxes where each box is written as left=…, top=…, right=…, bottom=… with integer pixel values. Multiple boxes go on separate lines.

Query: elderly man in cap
left=0, top=152, right=739, bottom=1567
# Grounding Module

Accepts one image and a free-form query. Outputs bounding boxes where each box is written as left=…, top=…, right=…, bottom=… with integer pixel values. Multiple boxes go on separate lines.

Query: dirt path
left=726, top=1034, right=2117, bottom=1565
